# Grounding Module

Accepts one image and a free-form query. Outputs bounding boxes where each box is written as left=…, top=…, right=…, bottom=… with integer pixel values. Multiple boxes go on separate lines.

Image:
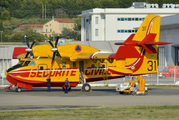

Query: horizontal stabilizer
left=115, top=33, right=172, bottom=54
left=144, top=42, right=172, bottom=45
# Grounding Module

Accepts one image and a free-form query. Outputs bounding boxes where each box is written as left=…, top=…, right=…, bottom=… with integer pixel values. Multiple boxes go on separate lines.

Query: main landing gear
left=15, top=87, right=21, bottom=92
left=81, top=83, right=92, bottom=92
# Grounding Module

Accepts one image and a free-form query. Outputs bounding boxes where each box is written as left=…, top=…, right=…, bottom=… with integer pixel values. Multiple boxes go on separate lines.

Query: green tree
left=3, top=20, right=12, bottom=30
left=28, top=18, right=38, bottom=24
left=62, top=28, right=81, bottom=40
left=1, top=10, right=10, bottom=21
left=10, top=18, right=21, bottom=29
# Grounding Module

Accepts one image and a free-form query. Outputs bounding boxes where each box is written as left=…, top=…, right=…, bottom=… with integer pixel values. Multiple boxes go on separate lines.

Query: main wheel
left=82, top=83, right=91, bottom=92
left=68, top=87, right=71, bottom=91
left=144, top=90, right=148, bottom=95
left=16, top=87, right=21, bottom=92
left=119, top=91, right=124, bottom=94
left=131, top=91, right=136, bottom=96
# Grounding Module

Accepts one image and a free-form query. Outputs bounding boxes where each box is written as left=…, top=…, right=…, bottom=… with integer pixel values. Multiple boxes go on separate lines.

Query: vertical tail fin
left=133, top=14, right=161, bottom=42
left=114, top=14, right=172, bottom=75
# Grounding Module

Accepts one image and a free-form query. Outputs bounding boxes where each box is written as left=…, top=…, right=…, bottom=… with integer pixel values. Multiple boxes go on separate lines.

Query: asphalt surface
left=0, top=87, right=179, bottom=111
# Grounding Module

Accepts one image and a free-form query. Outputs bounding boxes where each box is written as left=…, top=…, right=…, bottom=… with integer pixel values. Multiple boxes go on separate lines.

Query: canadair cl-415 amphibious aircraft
left=6, top=14, right=171, bottom=92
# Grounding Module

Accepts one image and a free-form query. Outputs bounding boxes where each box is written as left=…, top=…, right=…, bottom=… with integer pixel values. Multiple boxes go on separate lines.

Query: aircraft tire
left=16, top=88, right=21, bottom=92
left=82, top=83, right=91, bottom=92
left=119, top=91, right=124, bottom=94
left=68, top=88, right=71, bottom=91
left=131, top=91, right=136, bottom=96
left=144, top=90, right=148, bottom=95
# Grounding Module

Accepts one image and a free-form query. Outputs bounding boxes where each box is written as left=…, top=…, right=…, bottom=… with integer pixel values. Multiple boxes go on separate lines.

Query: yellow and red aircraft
left=6, top=14, right=171, bottom=92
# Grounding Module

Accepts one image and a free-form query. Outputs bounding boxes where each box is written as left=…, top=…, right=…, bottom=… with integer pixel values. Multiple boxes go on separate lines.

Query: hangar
left=160, top=14, right=179, bottom=69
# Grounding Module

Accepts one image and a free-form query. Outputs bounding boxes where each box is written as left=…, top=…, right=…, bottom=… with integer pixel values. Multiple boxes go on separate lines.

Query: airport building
left=80, top=2, right=179, bottom=41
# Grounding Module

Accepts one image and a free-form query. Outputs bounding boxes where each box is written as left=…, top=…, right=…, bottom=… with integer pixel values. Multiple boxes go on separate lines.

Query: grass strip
left=1, top=105, right=179, bottom=120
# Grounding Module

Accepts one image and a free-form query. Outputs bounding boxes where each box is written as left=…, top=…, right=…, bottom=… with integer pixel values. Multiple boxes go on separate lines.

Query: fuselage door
left=37, top=64, right=48, bottom=77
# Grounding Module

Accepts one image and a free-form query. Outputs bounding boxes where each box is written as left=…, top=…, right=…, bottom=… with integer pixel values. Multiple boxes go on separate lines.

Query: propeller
left=24, top=35, right=36, bottom=58
left=48, top=35, right=62, bottom=64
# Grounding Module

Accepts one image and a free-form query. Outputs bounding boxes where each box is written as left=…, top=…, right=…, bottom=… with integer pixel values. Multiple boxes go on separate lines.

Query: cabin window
left=40, top=66, right=43, bottom=70
left=24, top=61, right=31, bottom=66
left=91, top=64, right=95, bottom=68
left=102, top=65, right=105, bottom=68
left=62, top=62, right=66, bottom=69
left=29, top=61, right=36, bottom=65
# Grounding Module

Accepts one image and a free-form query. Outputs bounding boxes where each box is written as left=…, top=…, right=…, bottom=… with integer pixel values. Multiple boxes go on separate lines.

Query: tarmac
left=0, top=86, right=179, bottom=111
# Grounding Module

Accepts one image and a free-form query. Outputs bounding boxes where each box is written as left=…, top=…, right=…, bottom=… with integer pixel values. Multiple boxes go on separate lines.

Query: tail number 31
left=147, top=61, right=156, bottom=71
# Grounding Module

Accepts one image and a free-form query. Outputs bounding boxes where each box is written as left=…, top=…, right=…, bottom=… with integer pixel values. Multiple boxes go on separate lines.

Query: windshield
left=18, top=61, right=24, bottom=65
left=7, top=60, right=31, bottom=72
left=24, top=61, right=31, bottom=66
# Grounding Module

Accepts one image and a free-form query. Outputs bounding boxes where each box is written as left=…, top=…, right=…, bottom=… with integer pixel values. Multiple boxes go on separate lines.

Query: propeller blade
left=25, top=52, right=30, bottom=58
left=48, top=40, right=54, bottom=48
left=55, top=36, right=59, bottom=48
left=51, top=52, right=56, bottom=64
left=30, top=52, right=33, bottom=58
left=30, top=40, right=36, bottom=49
left=25, top=35, right=30, bottom=48
left=56, top=51, right=62, bottom=58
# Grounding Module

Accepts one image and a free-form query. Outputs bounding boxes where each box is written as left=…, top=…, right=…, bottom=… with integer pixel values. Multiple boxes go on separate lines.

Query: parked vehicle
left=159, top=66, right=179, bottom=78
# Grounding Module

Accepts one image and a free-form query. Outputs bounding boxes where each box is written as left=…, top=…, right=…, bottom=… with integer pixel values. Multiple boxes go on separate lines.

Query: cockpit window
left=29, top=61, right=36, bottom=66
left=24, top=61, right=31, bottom=66
left=18, top=61, right=24, bottom=65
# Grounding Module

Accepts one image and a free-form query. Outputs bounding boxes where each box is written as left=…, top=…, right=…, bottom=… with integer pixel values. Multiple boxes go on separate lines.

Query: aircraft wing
left=70, top=52, right=115, bottom=61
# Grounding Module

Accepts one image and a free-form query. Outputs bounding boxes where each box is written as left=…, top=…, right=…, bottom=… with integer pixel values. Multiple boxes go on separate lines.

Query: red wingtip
left=51, top=60, right=54, bottom=65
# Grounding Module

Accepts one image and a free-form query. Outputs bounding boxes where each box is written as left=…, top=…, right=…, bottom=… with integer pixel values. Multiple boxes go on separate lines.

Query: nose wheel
left=15, top=87, right=21, bottom=92
left=81, top=83, right=91, bottom=92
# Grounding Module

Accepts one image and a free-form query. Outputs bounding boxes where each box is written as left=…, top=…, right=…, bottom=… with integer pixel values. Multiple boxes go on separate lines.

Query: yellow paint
left=11, top=15, right=162, bottom=85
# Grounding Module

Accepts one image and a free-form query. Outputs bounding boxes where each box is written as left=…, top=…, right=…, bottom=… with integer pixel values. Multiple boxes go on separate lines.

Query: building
left=41, top=17, right=75, bottom=37
left=80, top=2, right=179, bottom=41
left=16, top=24, right=43, bottom=33
left=159, top=14, right=179, bottom=70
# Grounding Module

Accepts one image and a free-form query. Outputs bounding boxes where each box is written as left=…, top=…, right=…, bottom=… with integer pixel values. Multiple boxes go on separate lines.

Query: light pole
left=0, top=31, right=3, bottom=45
